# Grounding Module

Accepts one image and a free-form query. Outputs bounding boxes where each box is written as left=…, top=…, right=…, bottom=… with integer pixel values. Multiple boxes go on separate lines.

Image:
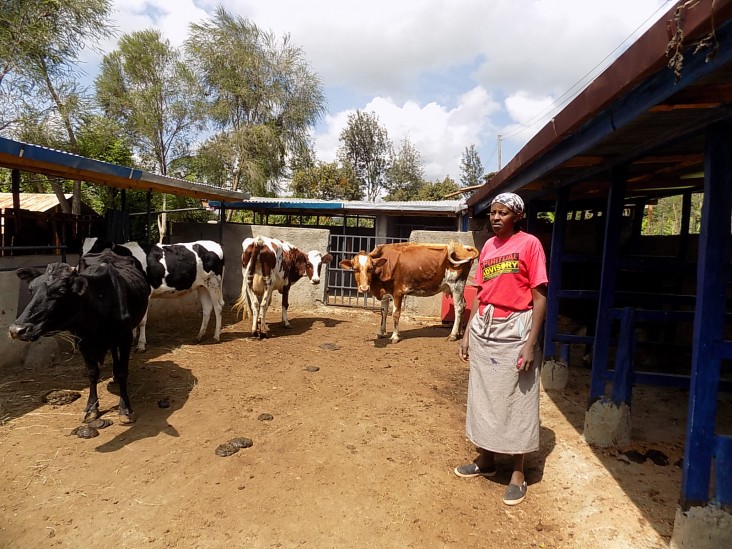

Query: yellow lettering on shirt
left=481, top=253, right=520, bottom=281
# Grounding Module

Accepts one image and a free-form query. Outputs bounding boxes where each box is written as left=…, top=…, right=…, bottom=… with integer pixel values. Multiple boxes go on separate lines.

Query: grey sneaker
left=454, top=463, right=497, bottom=478
left=502, top=481, right=527, bottom=505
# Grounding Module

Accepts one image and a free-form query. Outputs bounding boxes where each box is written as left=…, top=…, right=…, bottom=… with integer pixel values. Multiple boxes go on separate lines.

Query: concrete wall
left=0, top=254, right=74, bottom=369
left=169, top=222, right=331, bottom=309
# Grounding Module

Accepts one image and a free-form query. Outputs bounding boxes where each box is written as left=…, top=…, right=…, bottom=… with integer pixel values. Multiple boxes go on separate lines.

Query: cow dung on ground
left=44, top=389, right=81, bottom=406
left=215, top=437, right=253, bottom=457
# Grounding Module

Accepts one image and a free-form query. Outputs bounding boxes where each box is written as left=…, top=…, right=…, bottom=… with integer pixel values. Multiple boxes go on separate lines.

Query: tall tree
left=185, top=7, right=325, bottom=196
left=385, top=137, right=425, bottom=201
left=460, top=144, right=484, bottom=188
left=415, top=176, right=460, bottom=201
left=96, top=29, right=205, bottom=241
left=0, top=0, right=114, bottom=213
left=338, top=110, right=392, bottom=202
left=291, top=161, right=361, bottom=200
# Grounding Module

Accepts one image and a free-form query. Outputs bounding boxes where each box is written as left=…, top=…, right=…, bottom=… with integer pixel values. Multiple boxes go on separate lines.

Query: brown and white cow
left=234, top=235, right=332, bottom=337
left=339, top=242, right=479, bottom=343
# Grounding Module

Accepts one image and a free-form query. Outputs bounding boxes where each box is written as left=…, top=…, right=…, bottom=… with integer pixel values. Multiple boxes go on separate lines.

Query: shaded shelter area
left=0, top=193, right=101, bottom=261
left=467, top=0, right=732, bottom=541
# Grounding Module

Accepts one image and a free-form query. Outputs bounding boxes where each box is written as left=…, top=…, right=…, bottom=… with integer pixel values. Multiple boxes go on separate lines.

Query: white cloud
left=87, top=0, right=673, bottom=178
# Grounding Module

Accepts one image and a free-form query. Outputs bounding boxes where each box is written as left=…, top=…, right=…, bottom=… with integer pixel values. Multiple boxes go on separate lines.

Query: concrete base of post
left=670, top=505, right=732, bottom=548
left=583, top=398, right=632, bottom=447
left=540, top=358, right=569, bottom=390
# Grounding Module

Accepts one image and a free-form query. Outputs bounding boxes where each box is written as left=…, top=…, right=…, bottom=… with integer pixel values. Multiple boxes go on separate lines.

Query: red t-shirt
left=473, top=231, right=548, bottom=318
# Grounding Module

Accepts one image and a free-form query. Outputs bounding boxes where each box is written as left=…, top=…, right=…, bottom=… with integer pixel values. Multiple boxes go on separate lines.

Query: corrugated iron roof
left=0, top=137, right=250, bottom=203
left=208, top=196, right=467, bottom=216
left=0, top=192, right=73, bottom=212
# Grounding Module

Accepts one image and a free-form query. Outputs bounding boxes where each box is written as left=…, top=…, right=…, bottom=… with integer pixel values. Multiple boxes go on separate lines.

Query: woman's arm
left=517, top=284, right=547, bottom=371
left=458, top=288, right=481, bottom=363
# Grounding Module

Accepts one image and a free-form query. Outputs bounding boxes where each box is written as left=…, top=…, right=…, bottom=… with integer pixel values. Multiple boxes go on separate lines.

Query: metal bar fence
left=325, top=234, right=408, bottom=308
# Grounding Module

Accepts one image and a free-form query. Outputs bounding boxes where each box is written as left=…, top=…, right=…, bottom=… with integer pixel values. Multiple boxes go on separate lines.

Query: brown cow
left=339, top=242, right=479, bottom=343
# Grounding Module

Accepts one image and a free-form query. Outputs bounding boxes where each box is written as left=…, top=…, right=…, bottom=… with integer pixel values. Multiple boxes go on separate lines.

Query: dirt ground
left=0, top=304, right=719, bottom=548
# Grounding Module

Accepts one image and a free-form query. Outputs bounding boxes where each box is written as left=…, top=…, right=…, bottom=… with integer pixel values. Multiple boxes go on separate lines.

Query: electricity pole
left=497, top=134, right=502, bottom=171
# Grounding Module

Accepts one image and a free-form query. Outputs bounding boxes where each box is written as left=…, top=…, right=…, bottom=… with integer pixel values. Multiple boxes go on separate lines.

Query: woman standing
left=454, top=192, right=548, bottom=506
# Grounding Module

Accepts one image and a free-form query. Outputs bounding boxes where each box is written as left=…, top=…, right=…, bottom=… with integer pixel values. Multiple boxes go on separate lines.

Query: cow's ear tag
left=72, top=276, right=88, bottom=296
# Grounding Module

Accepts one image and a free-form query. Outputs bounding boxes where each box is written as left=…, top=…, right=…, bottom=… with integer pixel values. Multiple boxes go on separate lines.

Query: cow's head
left=306, top=251, right=333, bottom=284
left=9, top=263, right=87, bottom=342
left=339, top=251, right=388, bottom=293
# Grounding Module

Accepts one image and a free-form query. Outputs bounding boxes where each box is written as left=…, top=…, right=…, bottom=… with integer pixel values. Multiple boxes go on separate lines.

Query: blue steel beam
left=682, top=120, right=732, bottom=508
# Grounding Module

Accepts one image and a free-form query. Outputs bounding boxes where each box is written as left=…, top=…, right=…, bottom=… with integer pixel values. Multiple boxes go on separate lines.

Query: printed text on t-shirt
left=481, top=253, right=520, bottom=281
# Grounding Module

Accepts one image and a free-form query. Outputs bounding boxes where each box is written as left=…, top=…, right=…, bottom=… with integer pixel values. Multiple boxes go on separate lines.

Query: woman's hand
left=458, top=336, right=469, bottom=363
left=517, top=345, right=534, bottom=371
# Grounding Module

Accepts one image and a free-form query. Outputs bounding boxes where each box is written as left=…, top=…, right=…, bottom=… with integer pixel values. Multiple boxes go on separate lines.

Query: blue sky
left=81, top=0, right=674, bottom=183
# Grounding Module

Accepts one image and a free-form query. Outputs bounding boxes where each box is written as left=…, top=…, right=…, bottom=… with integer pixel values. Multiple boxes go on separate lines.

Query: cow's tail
left=233, top=273, right=251, bottom=320
left=447, top=241, right=480, bottom=265
left=233, top=242, right=260, bottom=319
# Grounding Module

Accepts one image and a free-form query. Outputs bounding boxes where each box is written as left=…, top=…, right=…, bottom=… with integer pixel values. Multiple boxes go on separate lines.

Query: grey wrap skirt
left=465, top=306, right=541, bottom=454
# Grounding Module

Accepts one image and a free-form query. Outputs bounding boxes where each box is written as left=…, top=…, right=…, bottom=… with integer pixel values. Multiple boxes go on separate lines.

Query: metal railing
left=325, top=235, right=408, bottom=308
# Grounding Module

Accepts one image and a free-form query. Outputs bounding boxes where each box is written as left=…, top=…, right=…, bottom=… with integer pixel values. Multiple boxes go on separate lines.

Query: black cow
left=9, top=250, right=150, bottom=423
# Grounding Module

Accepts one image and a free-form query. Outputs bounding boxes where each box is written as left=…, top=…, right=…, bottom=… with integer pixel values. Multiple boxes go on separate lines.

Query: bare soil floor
left=0, top=305, right=722, bottom=548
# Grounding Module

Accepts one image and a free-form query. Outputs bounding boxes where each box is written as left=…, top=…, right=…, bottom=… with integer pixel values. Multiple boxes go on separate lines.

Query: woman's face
left=489, top=202, right=519, bottom=238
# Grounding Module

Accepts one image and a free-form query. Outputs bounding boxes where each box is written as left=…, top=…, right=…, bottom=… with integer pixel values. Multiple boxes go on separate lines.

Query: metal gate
left=326, top=234, right=408, bottom=308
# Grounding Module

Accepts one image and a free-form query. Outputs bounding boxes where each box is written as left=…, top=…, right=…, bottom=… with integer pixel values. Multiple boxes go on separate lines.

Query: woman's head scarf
left=491, top=192, right=525, bottom=218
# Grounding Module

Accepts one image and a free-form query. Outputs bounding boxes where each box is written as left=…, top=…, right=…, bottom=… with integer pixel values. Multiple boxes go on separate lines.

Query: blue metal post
left=543, top=188, right=569, bottom=359
left=681, top=120, right=732, bottom=508
left=589, top=167, right=626, bottom=405
left=611, top=307, right=635, bottom=406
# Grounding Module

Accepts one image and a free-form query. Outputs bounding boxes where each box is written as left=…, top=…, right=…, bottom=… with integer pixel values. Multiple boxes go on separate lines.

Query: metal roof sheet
left=0, top=192, right=73, bottom=212
left=0, top=137, right=250, bottom=203
left=208, top=196, right=467, bottom=215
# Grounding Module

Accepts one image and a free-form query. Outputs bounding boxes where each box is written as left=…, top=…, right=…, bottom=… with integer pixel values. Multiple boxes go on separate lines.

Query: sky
left=80, top=0, right=675, bottom=184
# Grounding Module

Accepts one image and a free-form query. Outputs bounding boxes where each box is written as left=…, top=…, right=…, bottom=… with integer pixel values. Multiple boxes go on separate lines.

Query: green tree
left=415, top=176, right=460, bottom=201
left=0, top=0, right=114, bottom=213
left=185, top=7, right=325, bottom=196
left=460, top=144, right=484, bottom=187
left=384, top=137, right=424, bottom=201
left=338, top=110, right=392, bottom=202
left=291, top=161, right=361, bottom=200
left=96, top=28, right=206, bottom=240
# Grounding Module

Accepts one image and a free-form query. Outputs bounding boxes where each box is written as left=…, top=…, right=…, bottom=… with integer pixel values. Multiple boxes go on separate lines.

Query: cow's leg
left=111, top=333, right=135, bottom=423
left=390, top=293, right=404, bottom=343
left=209, top=282, right=224, bottom=342
left=281, top=285, right=291, bottom=328
left=195, top=286, right=213, bottom=342
left=251, top=295, right=261, bottom=336
left=377, top=297, right=390, bottom=338
left=81, top=355, right=102, bottom=422
left=449, top=281, right=467, bottom=341
left=135, top=301, right=151, bottom=352
left=259, top=276, right=274, bottom=336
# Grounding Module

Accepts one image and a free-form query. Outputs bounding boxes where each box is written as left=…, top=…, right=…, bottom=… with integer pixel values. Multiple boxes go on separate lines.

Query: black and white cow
left=83, top=238, right=225, bottom=351
left=9, top=250, right=150, bottom=423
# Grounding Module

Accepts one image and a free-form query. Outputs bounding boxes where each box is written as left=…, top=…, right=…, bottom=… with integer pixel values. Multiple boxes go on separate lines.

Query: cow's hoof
left=377, top=333, right=388, bottom=339
left=119, top=412, right=136, bottom=425
left=135, top=346, right=146, bottom=353
left=447, top=334, right=459, bottom=342
left=83, top=409, right=100, bottom=423
left=213, top=336, right=221, bottom=343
